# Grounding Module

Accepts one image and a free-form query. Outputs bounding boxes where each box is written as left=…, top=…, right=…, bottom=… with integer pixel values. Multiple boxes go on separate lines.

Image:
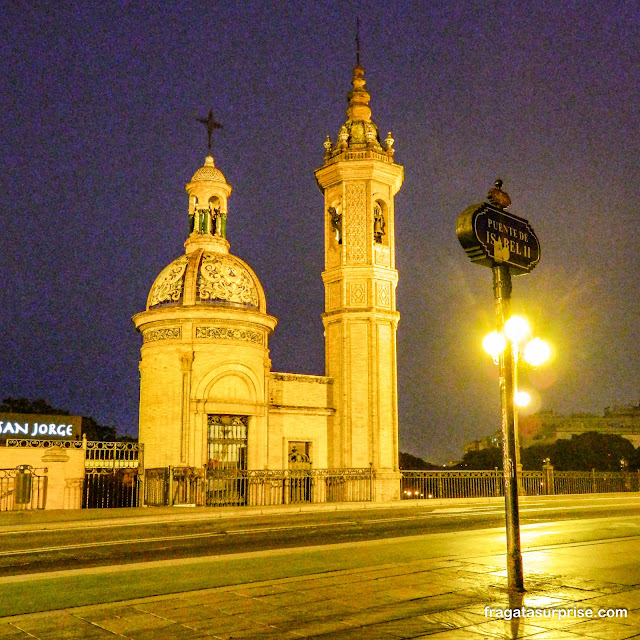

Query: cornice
left=315, top=159, right=404, bottom=194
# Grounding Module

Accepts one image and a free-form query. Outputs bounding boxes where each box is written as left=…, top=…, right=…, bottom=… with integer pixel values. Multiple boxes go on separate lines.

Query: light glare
left=523, top=337, right=551, bottom=366
left=504, top=315, right=530, bottom=344
left=514, top=391, right=531, bottom=407
left=483, top=331, right=507, bottom=358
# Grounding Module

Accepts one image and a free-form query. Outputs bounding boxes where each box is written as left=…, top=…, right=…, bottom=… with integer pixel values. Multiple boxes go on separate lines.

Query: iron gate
left=207, top=415, right=247, bottom=471
left=82, top=468, right=140, bottom=508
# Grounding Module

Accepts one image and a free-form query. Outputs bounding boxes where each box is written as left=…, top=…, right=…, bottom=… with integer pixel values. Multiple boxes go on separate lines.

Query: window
left=207, top=415, right=248, bottom=470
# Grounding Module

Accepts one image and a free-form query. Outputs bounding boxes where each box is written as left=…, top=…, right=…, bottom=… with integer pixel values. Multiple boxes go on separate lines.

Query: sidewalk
left=1, top=533, right=640, bottom=638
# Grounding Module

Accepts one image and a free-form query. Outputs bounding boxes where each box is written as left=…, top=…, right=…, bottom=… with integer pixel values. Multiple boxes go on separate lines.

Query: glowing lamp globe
left=523, top=338, right=551, bottom=367
left=483, top=331, right=507, bottom=358
left=504, top=315, right=530, bottom=344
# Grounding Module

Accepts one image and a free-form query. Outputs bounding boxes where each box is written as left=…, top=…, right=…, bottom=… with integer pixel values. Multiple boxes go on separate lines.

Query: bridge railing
left=143, top=467, right=374, bottom=507
left=400, top=469, right=640, bottom=499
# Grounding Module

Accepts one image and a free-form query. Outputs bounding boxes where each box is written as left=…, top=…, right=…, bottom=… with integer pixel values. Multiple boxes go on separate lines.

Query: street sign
left=456, top=202, right=540, bottom=275
left=455, top=181, right=540, bottom=593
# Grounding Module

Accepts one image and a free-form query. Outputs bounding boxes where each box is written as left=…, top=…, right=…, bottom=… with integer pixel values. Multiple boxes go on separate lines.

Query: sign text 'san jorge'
left=456, top=202, right=540, bottom=275
left=0, top=413, right=82, bottom=440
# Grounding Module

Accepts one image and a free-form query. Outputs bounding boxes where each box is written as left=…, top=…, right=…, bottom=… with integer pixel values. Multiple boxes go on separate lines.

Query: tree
left=0, top=397, right=65, bottom=416
left=459, top=432, right=639, bottom=472
left=455, top=447, right=502, bottom=470
left=521, top=444, right=555, bottom=470
left=549, top=432, right=636, bottom=472
left=398, top=452, right=440, bottom=470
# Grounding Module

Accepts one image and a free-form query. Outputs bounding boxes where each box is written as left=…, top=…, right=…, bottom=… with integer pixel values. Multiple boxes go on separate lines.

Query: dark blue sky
left=2, top=1, right=639, bottom=463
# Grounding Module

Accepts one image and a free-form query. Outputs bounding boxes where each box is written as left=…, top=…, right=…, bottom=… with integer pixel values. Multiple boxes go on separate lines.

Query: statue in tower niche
left=328, top=206, right=342, bottom=244
left=194, top=206, right=210, bottom=235
left=373, top=204, right=385, bottom=243
left=189, top=197, right=199, bottom=233
left=212, top=206, right=222, bottom=236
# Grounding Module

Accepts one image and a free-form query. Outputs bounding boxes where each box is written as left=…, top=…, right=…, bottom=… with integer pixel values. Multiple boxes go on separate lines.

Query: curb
left=1, top=492, right=638, bottom=534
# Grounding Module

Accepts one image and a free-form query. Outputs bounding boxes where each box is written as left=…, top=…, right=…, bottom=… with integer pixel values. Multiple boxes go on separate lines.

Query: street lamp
left=483, top=321, right=551, bottom=404
left=484, top=319, right=550, bottom=470
left=504, top=315, right=530, bottom=344
left=478, top=283, right=550, bottom=594
left=457, top=180, right=542, bottom=594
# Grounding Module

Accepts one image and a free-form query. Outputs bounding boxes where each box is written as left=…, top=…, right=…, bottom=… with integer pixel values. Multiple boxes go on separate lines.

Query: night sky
left=2, top=1, right=639, bottom=464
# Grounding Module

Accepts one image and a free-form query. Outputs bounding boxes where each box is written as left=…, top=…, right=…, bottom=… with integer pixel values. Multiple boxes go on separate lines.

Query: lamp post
left=492, top=264, right=524, bottom=591
left=457, top=180, right=541, bottom=593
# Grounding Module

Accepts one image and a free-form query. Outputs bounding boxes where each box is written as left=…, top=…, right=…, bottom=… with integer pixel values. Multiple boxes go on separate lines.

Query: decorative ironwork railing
left=400, top=469, right=640, bottom=499
left=401, top=470, right=504, bottom=499
left=0, top=466, right=48, bottom=511
left=5, top=438, right=143, bottom=470
left=85, top=441, right=142, bottom=469
left=553, top=471, right=640, bottom=495
left=144, top=467, right=374, bottom=507
left=5, top=439, right=83, bottom=449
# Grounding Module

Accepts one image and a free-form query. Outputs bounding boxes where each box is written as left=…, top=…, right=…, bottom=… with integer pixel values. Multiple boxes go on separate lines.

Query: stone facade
left=134, top=63, right=403, bottom=500
left=315, top=65, right=403, bottom=501
left=0, top=445, right=85, bottom=510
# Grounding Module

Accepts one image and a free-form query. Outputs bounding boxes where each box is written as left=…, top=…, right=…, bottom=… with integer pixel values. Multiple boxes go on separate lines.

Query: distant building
left=520, top=405, right=640, bottom=448
left=464, top=431, right=501, bottom=454
left=463, top=404, right=640, bottom=455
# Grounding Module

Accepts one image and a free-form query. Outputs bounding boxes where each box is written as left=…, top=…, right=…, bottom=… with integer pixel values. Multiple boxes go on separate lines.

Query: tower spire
left=184, top=122, right=232, bottom=255
left=346, top=63, right=371, bottom=123
left=356, top=17, right=360, bottom=67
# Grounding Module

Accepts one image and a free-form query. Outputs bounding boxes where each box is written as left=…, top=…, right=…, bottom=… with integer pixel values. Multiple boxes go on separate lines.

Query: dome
left=147, top=249, right=265, bottom=312
left=189, top=155, right=227, bottom=184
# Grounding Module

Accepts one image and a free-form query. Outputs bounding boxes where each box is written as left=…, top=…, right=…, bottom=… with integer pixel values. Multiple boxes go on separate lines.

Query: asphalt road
left=2, top=495, right=640, bottom=577
left=2, top=495, right=640, bottom=616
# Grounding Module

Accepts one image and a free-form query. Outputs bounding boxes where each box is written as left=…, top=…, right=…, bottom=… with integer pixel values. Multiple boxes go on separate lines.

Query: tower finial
left=356, top=17, right=361, bottom=66
left=346, top=60, right=371, bottom=122
left=196, top=109, right=223, bottom=154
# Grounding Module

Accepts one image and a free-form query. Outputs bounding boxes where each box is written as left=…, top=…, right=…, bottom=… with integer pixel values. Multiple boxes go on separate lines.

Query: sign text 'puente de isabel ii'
left=456, top=180, right=540, bottom=275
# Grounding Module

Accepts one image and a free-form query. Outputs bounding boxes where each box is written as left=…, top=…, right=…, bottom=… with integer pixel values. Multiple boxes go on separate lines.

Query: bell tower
left=315, top=62, right=403, bottom=500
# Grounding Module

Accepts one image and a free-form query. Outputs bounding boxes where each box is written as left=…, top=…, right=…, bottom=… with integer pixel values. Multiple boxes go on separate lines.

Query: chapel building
left=133, top=61, right=404, bottom=500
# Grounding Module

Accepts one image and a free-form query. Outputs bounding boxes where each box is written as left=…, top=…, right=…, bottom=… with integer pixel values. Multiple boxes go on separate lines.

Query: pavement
left=2, top=500, right=640, bottom=639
